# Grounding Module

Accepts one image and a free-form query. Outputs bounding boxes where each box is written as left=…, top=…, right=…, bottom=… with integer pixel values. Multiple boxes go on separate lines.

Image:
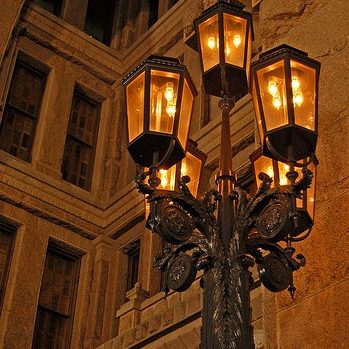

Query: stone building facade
left=0, top=0, right=348, bottom=348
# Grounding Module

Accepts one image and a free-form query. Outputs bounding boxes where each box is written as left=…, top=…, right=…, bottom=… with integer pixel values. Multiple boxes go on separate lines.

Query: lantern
left=251, top=45, right=321, bottom=162
left=250, top=148, right=318, bottom=237
left=145, top=139, right=206, bottom=218
left=194, top=0, right=253, bottom=98
left=123, top=56, right=197, bottom=169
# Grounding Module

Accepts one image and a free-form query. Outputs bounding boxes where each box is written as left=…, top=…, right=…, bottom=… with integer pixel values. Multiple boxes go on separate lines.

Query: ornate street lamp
left=251, top=45, right=321, bottom=162
left=123, top=3, right=320, bottom=349
left=194, top=0, right=253, bottom=98
left=123, top=55, right=197, bottom=169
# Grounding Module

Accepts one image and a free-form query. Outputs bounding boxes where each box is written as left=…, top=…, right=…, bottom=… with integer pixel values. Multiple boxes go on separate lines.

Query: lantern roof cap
left=252, top=44, right=321, bottom=68
left=122, top=55, right=186, bottom=86
left=201, top=0, right=246, bottom=17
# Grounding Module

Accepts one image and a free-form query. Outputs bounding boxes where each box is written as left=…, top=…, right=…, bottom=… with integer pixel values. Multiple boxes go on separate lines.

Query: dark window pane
left=33, top=0, right=63, bottom=16
left=61, top=92, right=100, bottom=190
left=84, top=0, right=116, bottom=45
left=126, top=241, right=140, bottom=292
left=32, top=247, right=80, bottom=349
left=0, top=63, right=46, bottom=162
left=149, top=0, right=159, bottom=28
left=0, top=224, right=15, bottom=312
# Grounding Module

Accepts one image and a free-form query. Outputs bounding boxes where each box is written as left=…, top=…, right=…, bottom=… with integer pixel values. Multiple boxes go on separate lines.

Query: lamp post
left=122, top=1, right=320, bottom=348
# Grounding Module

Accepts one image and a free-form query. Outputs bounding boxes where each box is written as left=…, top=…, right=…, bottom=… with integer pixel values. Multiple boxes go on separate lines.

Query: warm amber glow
left=166, top=101, right=176, bottom=118
left=225, top=44, right=231, bottom=56
left=291, top=76, right=300, bottom=90
left=233, top=34, right=241, bottom=48
left=150, top=70, right=179, bottom=134
left=181, top=161, right=188, bottom=176
left=292, top=75, right=304, bottom=107
left=293, top=91, right=304, bottom=107
left=272, top=95, right=282, bottom=110
left=164, top=82, right=174, bottom=101
left=159, top=169, right=168, bottom=188
left=126, top=72, right=145, bottom=142
left=208, top=36, right=216, bottom=50
left=268, top=80, right=278, bottom=96
left=279, top=163, right=290, bottom=185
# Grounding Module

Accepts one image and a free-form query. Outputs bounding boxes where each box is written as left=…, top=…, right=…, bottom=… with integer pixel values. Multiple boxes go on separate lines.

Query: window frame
left=0, top=60, right=47, bottom=163
left=61, top=89, right=101, bottom=191
left=124, top=240, right=141, bottom=293
left=0, top=220, right=16, bottom=313
left=32, top=243, right=81, bottom=349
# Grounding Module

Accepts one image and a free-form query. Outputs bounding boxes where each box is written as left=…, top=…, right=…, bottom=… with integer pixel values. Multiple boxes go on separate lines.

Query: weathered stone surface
left=277, top=280, right=349, bottom=349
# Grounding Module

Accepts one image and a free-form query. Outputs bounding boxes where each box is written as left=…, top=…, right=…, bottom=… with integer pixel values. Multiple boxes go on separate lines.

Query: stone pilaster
left=83, top=236, right=118, bottom=349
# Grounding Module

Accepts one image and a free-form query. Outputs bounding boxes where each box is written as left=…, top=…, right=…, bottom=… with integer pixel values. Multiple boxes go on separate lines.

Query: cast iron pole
left=201, top=96, right=254, bottom=349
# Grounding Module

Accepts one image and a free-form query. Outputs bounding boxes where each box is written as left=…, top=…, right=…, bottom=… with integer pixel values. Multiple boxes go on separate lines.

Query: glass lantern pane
left=198, top=14, right=220, bottom=72
left=278, top=162, right=302, bottom=186
left=223, top=13, right=247, bottom=68
left=251, top=79, right=264, bottom=144
left=127, top=72, right=145, bottom=142
left=149, top=70, right=180, bottom=134
left=181, top=152, right=202, bottom=197
left=178, top=79, right=194, bottom=149
left=158, top=165, right=177, bottom=190
left=291, top=60, right=316, bottom=131
left=254, top=155, right=275, bottom=188
left=257, top=60, right=288, bottom=131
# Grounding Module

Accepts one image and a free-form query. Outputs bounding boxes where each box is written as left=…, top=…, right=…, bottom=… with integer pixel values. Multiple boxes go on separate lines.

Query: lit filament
left=265, top=165, right=274, bottom=179
left=293, top=91, right=304, bottom=107
left=233, top=34, right=241, bottom=48
left=279, top=164, right=290, bottom=185
left=272, top=95, right=282, bottom=110
left=268, top=81, right=278, bottom=96
left=208, top=36, right=216, bottom=50
left=225, top=44, right=231, bottom=56
left=164, top=82, right=174, bottom=101
left=292, top=76, right=303, bottom=107
left=166, top=101, right=176, bottom=118
left=268, top=80, right=282, bottom=110
left=159, top=169, right=168, bottom=188
left=181, top=161, right=188, bottom=176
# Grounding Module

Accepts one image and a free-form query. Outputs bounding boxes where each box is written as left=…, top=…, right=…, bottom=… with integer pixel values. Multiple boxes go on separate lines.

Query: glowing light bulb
left=181, top=161, right=188, bottom=176
left=291, top=76, right=300, bottom=90
left=293, top=91, right=304, bottom=107
left=208, top=36, right=216, bottom=50
left=159, top=169, right=168, bottom=188
left=266, top=166, right=274, bottom=179
left=164, top=82, right=174, bottom=101
left=268, top=81, right=278, bottom=96
left=310, top=197, right=314, bottom=202
left=225, top=43, right=231, bottom=56
left=233, top=34, right=241, bottom=48
left=166, top=101, right=176, bottom=118
left=272, top=95, right=282, bottom=110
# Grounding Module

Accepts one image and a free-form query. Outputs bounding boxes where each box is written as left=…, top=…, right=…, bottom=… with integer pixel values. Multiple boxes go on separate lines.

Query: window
left=84, top=0, right=116, bottom=45
left=0, top=63, right=46, bottom=162
left=32, top=246, right=81, bottom=349
left=33, top=0, right=63, bottom=16
left=61, top=91, right=100, bottom=190
left=125, top=240, right=140, bottom=292
left=149, top=0, right=160, bottom=28
left=0, top=222, right=15, bottom=312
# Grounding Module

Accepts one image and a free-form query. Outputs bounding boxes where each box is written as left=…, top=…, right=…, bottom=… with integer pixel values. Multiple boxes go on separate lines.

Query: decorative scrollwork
left=166, top=253, right=197, bottom=292
left=257, top=252, right=292, bottom=292
left=153, top=200, right=193, bottom=245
